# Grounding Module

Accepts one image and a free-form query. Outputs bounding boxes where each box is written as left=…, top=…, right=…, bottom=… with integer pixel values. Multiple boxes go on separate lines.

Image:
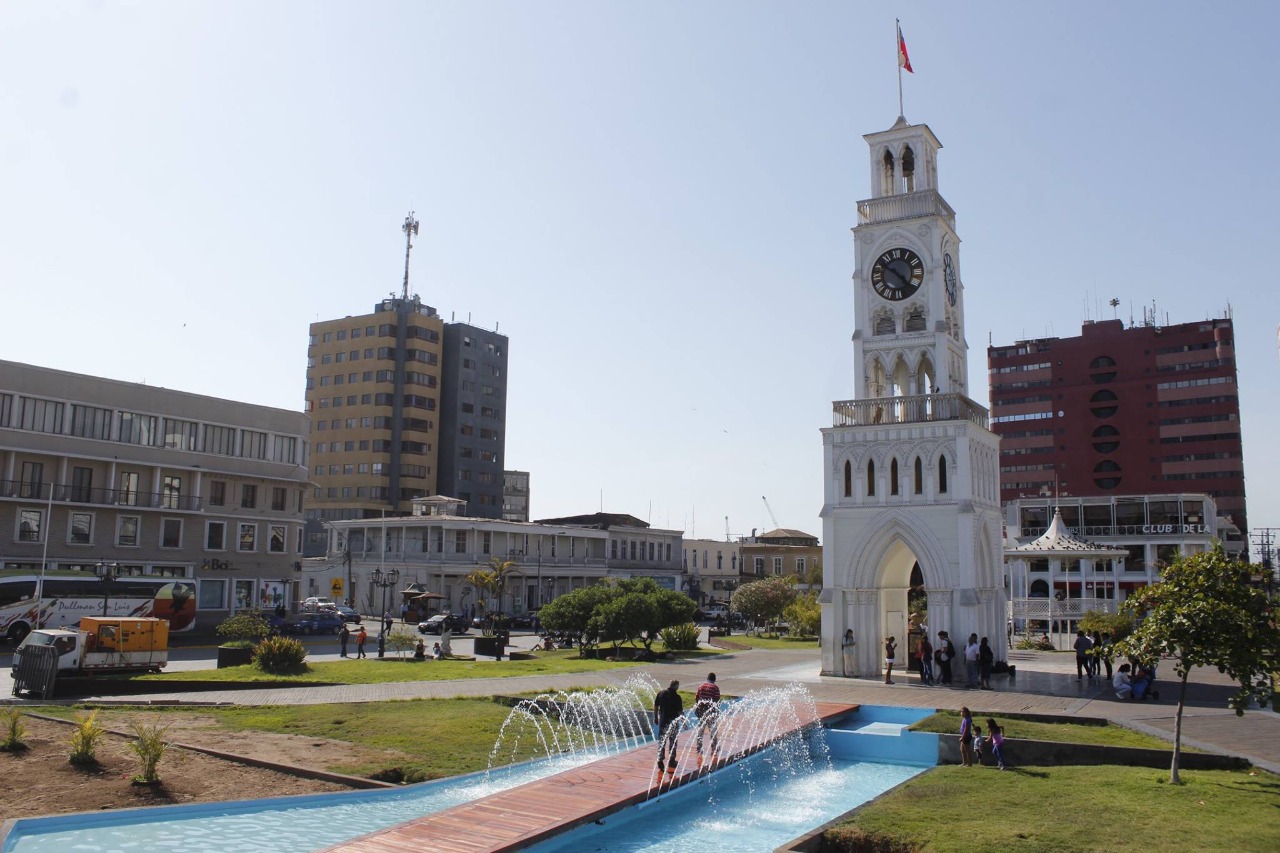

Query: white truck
left=12, top=616, right=170, bottom=677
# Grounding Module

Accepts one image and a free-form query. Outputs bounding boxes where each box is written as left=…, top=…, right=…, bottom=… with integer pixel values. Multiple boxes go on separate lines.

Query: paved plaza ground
left=9, top=634, right=1274, bottom=775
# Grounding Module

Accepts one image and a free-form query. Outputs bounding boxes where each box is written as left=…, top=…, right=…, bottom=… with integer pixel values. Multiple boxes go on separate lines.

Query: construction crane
left=762, top=496, right=780, bottom=530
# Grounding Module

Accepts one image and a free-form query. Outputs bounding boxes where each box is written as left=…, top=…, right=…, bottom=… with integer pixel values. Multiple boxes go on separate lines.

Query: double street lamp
left=95, top=560, right=120, bottom=616
left=370, top=567, right=399, bottom=658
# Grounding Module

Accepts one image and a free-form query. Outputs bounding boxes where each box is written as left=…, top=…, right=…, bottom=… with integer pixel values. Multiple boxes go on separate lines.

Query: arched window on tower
left=904, top=306, right=926, bottom=332
left=866, top=460, right=876, bottom=496
left=938, top=455, right=948, bottom=493
left=874, top=313, right=896, bottom=336
left=901, top=145, right=916, bottom=192
left=914, top=456, right=923, bottom=494
left=843, top=460, right=852, bottom=497
left=890, top=458, right=900, bottom=495
left=882, top=149, right=895, bottom=196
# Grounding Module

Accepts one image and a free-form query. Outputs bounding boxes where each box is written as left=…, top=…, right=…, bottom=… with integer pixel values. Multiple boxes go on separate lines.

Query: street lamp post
left=371, top=567, right=399, bottom=658
left=95, top=560, right=119, bottom=617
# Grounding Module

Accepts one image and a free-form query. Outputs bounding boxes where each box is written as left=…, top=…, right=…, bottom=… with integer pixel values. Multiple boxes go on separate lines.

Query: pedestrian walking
left=964, top=633, right=980, bottom=688
left=1073, top=630, right=1092, bottom=679
left=1099, top=630, right=1114, bottom=680
left=401, top=602, right=409, bottom=623
left=959, top=706, right=975, bottom=767
left=338, top=624, right=350, bottom=658
left=936, top=631, right=955, bottom=685
left=917, top=634, right=934, bottom=685
left=383, top=611, right=393, bottom=635
left=355, top=625, right=368, bottom=658
left=986, top=718, right=1007, bottom=769
left=884, top=636, right=897, bottom=684
left=653, top=679, right=683, bottom=777
left=978, top=636, right=994, bottom=690
left=693, top=673, right=721, bottom=766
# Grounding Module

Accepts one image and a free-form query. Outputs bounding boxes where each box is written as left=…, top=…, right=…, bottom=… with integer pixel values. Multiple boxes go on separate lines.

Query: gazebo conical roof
left=1004, top=509, right=1127, bottom=559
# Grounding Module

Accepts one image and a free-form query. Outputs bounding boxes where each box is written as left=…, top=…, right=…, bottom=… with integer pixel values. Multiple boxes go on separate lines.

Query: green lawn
left=716, top=633, right=819, bottom=650
left=828, top=764, right=1279, bottom=853
left=131, top=650, right=637, bottom=684
left=908, top=710, right=1184, bottom=751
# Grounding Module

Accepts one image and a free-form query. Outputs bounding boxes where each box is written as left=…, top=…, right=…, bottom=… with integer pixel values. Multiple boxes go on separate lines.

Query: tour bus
left=0, top=568, right=197, bottom=645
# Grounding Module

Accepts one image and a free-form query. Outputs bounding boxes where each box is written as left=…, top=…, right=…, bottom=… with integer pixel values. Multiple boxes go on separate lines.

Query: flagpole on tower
left=896, top=19, right=913, bottom=120
left=896, top=19, right=904, bottom=119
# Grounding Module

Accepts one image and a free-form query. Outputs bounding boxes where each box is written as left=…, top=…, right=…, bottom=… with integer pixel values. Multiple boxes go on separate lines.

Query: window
left=938, top=456, right=948, bottom=493
left=773, top=557, right=783, bottom=576
left=117, top=516, right=140, bottom=547
left=241, top=484, right=257, bottom=509
left=890, top=459, right=900, bottom=495
left=71, top=466, right=93, bottom=503
left=454, top=530, right=467, bottom=553
left=203, top=424, right=237, bottom=455
left=17, top=397, right=64, bottom=434
left=68, top=512, right=92, bottom=545
left=19, top=461, right=43, bottom=498
left=160, top=518, right=182, bottom=548
left=797, top=556, right=807, bottom=574
left=18, top=508, right=43, bottom=542
left=239, top=430, right=267, bottom=459
left=209, top=481, right=226, bottom=506
left=843, top=461, right=852, bottom=497
left=162, top=475, right=182, bottom=509
left=271, top=487, right=287, bottom=512
left=117, top=412, right=158, bottom=446
left=269, top=525, right=286, bottom=553
left=754, top=557, right=765, bottom=574
left=198, top=579, right=227, bottom=610
left=206, top=521, right=226, bottom=550
left=867, top=460, right=876, bottom=496
left=239, top=523, right=257, bottom=551
left=118, top=471, right=139, bottom=506
left=271, top=435, right=297, bottom=463
left=914, top=456, right=923, bottom=494
left=69, top=404, right=112, bottom=440
left=163, top=418, right=199, bottom=450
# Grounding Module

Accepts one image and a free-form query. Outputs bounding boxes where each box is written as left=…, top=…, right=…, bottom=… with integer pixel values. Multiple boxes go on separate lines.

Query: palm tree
left=485, top=557, right=521, bottom=614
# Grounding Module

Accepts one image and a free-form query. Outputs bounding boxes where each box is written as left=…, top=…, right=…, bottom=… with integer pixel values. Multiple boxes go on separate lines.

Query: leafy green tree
left=538, top=583, right=615, bottom=652
left=731, top=577, right=797, bottom=633
left=589, top=593, right=657, bottom=654
left=1113, top=545, right=1280, bottom=783
left=215, top=612, right=271, bottom=647
left=615, top=578, right=697, bottom=650
left=783, top=589, right=821, bottom=637
left=1078, top=610, right=1134, bottom=641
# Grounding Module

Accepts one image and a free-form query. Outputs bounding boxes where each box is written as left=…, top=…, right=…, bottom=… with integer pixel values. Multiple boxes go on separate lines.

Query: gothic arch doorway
left=907, top=563, right=927, bottom=674
left=875, top=538, right=920, bottom=665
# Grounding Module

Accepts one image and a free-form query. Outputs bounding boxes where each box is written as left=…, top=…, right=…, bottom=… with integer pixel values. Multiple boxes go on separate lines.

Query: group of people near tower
left=842, top=628, right=995, bottom=689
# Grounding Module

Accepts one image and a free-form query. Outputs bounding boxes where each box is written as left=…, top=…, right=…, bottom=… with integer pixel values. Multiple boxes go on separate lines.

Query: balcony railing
left=0, top=480, right=203, bottom=512
left=832, top=393, right=989, bottom=429
left=1011, top=597, right=1118, bottom=619
left=857, top=189, right=956, bottom=230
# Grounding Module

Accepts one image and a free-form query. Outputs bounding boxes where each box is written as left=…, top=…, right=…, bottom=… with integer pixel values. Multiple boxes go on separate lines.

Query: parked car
left=302, top=597, right=337, bottom=613
left=418, top=614, right=470, bottom=635
left=332, top=605, right=362, bottom=624
left=252, top=610, right=287, bottom=635
left=284, top=612, right=346, bottom=635
left=697, top=605, right=729, bottom=622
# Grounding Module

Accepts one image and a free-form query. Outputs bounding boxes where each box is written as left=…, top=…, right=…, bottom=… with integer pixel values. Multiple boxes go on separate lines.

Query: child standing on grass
left=959, top=707, right=974, bottom=767
left=986, top=718, right=1006, bottom=770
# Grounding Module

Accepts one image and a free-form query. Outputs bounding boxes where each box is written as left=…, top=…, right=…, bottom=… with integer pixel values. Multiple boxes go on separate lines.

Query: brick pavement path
left=58, top=646, right=1280, bottom=774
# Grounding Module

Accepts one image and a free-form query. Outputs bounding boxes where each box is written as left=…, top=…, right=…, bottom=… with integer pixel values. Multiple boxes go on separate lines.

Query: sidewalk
left=11, top=644, right=1279, bottom=775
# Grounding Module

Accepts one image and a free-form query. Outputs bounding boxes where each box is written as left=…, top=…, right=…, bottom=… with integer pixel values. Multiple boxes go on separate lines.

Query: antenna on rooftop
left=401, top=211, right=420, bottom=301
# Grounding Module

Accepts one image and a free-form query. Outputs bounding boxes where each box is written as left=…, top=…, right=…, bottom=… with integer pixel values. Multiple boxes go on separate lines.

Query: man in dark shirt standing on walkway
left=653, top=679, right=683, bottom=776
left=694, top=672, right=721, bottom=766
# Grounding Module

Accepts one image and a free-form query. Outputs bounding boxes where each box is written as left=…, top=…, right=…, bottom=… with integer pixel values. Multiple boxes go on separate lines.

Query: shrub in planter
left=252, top=635, right=308, bottom=674
left=660, top=622, right=700, bottom=651
left=216, top=613, right=271, bottom=645
left=129, top=719, right=171, bottom=784
left=69, top=710, right=106, bottom=766
left=1, top=708, right=26, bottom=752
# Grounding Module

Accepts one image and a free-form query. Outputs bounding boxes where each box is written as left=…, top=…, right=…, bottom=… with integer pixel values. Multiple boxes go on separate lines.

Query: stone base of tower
left=818, top=399, right=1008, bottom=678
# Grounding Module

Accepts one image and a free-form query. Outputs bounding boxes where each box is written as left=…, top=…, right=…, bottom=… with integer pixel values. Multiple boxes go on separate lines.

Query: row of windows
left=314, top=486, right=391, bottom=499
left=1156, top=375, right=1231, bottom=391
left=459, top=403, right=500, bottom=418
left=990, top=361, right=1050, bottom=374
left=991, top=379, right=1052, bottom=393
left=460, top=336, right=502, bottom=356
left=15, top=508, right=298, bottom=553
left=458, top=447, right=498, bottom=462
left=14, top=462, right=294, bottom=513
left=1162, top=451, right=1242, bottom=462
left=312, top=324, right=441, bottom=345
left=998, top=428, right=1054, bottom=439
left=459, top=380, right=500, bottom=396
left=992, top=411, right=1054, bottom=424
left=1154, top=340, right=1223, bottom=355
left=843, top=456, right=949, bottom=498
left=609, top=539, right=673, bottom=562
left=1001, top=445, right=1054, bottom=456
left=312, top=347, right=439, bottom=368
left=459, top=425, right=499, bottom=440
left=456, top=470, right=498, bottom=484
left=0, top=395, right=301, bottom=464
left=1158, top=432, right=1240, bottom=444
left=1161, top=471, right=1240, bottom=481
left=1156, top=394, right=1237, bottom=409
left=993, top=394, right=1052, bottom=407
left=1156, top=358, right=1231, bottom=374
left=1157, top=413, right=1236, bottom=427
left=1001, top=463, right=1056, bottom=473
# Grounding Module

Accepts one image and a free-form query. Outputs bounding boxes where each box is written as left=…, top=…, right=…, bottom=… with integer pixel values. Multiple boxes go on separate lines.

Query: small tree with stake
left=1113, top=544, right=1280, bottom=784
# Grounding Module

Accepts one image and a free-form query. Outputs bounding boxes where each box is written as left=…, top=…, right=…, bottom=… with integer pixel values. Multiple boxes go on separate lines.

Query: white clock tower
left=820, top=116, right=1006, bottom=678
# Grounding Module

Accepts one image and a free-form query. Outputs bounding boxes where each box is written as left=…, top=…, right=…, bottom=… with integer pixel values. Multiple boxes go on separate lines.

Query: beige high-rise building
left=305, top=295, right=444, bottom=520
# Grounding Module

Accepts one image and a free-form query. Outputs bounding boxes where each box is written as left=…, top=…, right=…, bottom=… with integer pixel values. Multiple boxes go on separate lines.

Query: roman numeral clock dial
left=870, top=248, right=924, bottom=301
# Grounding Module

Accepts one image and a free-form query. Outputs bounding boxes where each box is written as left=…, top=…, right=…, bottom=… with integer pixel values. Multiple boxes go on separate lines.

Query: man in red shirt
left=694, top=672, right=721, bottom=766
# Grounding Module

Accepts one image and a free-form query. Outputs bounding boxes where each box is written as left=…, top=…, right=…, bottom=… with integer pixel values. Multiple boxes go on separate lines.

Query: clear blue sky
left=3, top=2, right=1277, bottom=548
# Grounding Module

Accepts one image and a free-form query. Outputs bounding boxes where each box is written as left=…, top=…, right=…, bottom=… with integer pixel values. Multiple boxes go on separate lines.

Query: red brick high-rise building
left=987, top=315, right=1247, bottom=539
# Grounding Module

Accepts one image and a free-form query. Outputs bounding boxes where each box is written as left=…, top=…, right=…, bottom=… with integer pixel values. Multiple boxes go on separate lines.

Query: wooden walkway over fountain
left=325, top=701, right=858, bottom=853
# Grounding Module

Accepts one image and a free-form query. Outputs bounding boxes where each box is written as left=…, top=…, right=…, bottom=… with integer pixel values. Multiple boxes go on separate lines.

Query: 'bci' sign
left=201, top=558, right=237, bottom=571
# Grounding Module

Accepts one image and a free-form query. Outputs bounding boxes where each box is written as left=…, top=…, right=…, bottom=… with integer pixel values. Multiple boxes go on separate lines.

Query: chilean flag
left=898, top=24, right=913, bottom=73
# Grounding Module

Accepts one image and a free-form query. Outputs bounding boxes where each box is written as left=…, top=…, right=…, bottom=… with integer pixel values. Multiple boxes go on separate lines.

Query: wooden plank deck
left=325, top=701, right=858, bottom=853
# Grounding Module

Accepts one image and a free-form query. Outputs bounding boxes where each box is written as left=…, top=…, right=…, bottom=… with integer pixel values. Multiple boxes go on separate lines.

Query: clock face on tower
left=944, top=253, right=957, bottom=306
left=871, top=248, right=924, bottom=301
